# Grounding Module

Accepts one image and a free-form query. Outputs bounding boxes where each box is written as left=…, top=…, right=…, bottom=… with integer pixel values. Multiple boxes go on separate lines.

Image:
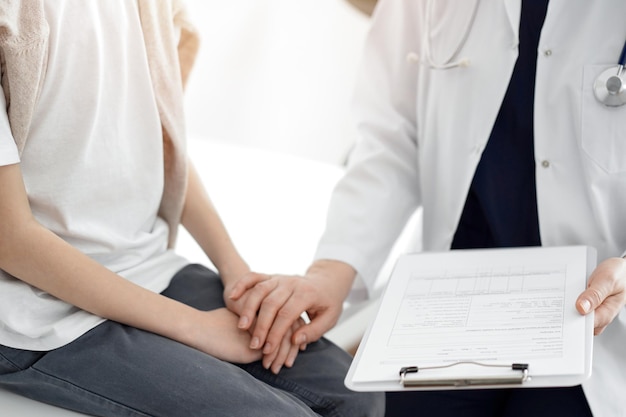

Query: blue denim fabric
left=0, top=264, right=384, bottom=417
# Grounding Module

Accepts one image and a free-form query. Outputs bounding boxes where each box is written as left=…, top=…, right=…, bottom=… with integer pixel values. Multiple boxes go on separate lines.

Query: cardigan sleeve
left=0, top=0, right=49, bottom=155
left=172, top=0, right=200, bottom=89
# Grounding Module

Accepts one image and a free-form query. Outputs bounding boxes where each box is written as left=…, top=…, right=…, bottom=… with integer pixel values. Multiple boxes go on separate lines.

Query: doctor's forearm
left=306, top=259, right=357, bottom=303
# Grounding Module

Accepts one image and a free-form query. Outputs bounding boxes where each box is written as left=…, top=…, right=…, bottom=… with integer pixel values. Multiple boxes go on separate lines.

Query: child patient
left=0, top=1, right=384, bottom=416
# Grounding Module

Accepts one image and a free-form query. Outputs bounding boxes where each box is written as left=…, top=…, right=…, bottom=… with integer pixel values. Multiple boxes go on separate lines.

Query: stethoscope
left=421, top=0, right=626, bottom=108
left=593, top=39, right=626, bottom=107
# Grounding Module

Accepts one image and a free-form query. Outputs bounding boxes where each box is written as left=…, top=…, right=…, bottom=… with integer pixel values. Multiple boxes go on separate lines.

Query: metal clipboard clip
left=399, top=361, right=530, bottom=388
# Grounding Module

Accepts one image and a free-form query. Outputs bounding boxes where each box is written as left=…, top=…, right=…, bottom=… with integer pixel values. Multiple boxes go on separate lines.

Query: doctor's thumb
left=293, top=319, right=331, bottom=346
left=576, top=296, right=593, bottom=315
left=575, top=261, right=622, bottom=316
left=576, top=284, right=608, bottom=315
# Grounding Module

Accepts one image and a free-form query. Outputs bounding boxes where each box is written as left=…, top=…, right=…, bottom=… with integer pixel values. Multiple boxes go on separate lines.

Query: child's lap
left=0, top=264, right=374, bottom=417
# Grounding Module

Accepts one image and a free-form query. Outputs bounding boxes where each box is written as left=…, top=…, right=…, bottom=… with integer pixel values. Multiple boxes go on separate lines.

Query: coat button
left=406, top=52, right=419, bottom=64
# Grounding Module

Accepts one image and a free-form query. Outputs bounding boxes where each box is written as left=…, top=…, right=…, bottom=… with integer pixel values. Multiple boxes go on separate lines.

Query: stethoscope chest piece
left=593, top=65, right=626, bottom=107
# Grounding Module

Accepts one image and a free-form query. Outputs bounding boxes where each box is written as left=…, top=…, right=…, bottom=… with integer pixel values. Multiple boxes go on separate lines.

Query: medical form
left=345, top=246, right=595, bottom=391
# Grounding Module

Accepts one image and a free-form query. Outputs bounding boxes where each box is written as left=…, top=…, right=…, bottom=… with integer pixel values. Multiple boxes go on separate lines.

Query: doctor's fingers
left=257, top=283, right=317, bottom=355
left=592, top=295, right=626, bottom=335
left=263, top=318, right=305, bottom=374
left=244, top=277, right=304, bottom=351
left=235, top=277, right=280, bottom=331
left=576, top=257, right=626, bottom=315
left=292, top=307, right=342, bottom=348
left=228, top=271, right=271, bottom=301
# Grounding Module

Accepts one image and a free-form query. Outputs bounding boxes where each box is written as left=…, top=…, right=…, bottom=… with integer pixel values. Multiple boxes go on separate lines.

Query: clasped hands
left=223, top=260, right=355, bottom=374
left=223, top=273, right=309, bottom=374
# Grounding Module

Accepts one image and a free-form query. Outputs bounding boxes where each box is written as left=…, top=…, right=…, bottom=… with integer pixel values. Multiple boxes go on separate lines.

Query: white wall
left=183, top=0, right=371, bottom=165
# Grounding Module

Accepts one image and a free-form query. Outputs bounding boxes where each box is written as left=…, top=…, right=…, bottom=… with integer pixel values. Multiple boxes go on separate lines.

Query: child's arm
left=179, top=161, right=251, bottom=287
left=0, top=162, right=261, bottom=363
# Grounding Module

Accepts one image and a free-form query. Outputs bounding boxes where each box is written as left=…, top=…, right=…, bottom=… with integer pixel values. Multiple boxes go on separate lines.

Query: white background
left=184, top=0, right=371, bottom=165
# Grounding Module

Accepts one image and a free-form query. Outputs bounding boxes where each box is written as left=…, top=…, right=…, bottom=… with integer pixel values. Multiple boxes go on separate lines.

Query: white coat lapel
left=503, top=0, right=521, bottom=45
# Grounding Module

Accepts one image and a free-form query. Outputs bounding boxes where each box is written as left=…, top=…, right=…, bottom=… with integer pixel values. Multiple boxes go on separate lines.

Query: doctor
left=229, top=0, right=626, bottom=415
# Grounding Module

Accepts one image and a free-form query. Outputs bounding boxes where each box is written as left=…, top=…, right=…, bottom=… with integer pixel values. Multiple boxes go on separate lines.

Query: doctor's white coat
left=315, top=0, right=626, bottom=415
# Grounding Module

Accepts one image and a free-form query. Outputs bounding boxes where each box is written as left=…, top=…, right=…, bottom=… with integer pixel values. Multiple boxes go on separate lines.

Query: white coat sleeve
left=314, top=0, right=424, bottom=296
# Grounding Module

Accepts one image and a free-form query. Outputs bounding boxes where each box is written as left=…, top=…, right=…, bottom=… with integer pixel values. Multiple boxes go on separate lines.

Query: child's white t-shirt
left=0, top=0, right=189, bottom=350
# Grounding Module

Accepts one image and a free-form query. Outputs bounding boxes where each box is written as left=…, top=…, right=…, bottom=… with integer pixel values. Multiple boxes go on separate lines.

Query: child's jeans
left=0, top=264, right=384, bottom=417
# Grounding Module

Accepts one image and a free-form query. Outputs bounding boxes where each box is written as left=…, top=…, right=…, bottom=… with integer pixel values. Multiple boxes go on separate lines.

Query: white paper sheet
left=346, top=246, right=595, bottom=391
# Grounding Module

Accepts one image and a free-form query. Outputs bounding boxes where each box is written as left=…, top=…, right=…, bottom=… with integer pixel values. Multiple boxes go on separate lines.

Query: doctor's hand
left=227, top=260, right=356, bottom=359
left=259, top=315, right=307, bottom=374
left=224, top=271, right=307, bottom=373
left=576, top=257, right=626, bottom=335
left=223, top=271, right=269, bottom=319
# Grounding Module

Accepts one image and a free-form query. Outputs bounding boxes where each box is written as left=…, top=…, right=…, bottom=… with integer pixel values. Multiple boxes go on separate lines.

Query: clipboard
left=345, top=246, right=596, bottom=391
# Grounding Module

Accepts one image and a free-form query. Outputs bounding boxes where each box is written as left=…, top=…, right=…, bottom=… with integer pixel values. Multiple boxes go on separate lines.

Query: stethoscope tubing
left=421, top=1, right=625, bottom=107
left=619, top=39, right=626, bottom=66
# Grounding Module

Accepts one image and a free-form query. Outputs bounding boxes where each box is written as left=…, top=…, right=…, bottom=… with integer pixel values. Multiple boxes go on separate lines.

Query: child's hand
left=189, top=307, right=263, bottom=364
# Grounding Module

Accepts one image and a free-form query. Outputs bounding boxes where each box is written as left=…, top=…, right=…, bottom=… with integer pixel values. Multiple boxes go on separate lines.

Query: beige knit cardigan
left=0, top=0, right=200, bottom=247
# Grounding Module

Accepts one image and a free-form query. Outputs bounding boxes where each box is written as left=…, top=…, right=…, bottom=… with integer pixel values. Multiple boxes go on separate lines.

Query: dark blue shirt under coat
left=451, top=0, right=549, bottom=250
